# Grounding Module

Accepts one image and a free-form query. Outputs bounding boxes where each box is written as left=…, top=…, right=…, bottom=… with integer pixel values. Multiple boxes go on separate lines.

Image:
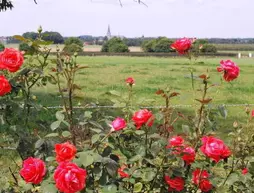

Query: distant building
left=0, top=36, right=7, bottom=44
left=106, top=25, right=125, bottom=40
left=106, top=25, right=112, bottom=40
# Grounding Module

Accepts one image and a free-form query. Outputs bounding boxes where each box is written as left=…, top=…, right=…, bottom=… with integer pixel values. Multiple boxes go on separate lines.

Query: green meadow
left=30, top=56, right=254, bottom=133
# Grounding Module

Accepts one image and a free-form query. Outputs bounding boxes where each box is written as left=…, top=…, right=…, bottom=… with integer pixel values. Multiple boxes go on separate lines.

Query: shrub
left=0, top=43, right=5, bottom=51
left=63, top=43, right=83, bottom=54
left=64, top=37, right=83, bottom=48
left=142, top=37, right=173, bottom=52
left=101, top=37, right=129, bottom=53
left=19, top=42, right=31, bottom=52
left=201, top=44, right=217, bottom=53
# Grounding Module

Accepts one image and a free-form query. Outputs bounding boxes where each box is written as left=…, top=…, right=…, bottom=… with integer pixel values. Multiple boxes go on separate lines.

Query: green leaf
left=46, top=156, right=55, bottom=162
left=56, top=111, right=65, bottom=121
left=45, top=133, right=59, bottom=138
left=35, top=139, right=45, bottom=149
left=19, top=180, right=33, bottom=191
left=13, top=35, right=27, bottom=42
left=226, top=172, right=239, bottom=186
left=84, top=111, right=93, bottom=119
left=62, top=131, right=71, bottom=138
left=135, top=130, right=145, bottom=135
left=50, top=121, right=61, bottom=131
left=218, top=105, right=227, bottom=119
left=41, top=182, right=58, bottom=193
left=105, top=159, right=119, bottom=177
left=182, top=125, right=190, bottom=134
left=129, top=154, right=143, bottom=162
left=78, top=152, right=94, bottom=167
left=101, top=185, right=118, bottom=193
left=91, top=134, right=100, bottom=144
left=90, top=128, right=102, bottom=133
left=134, top=182, right=143, bottom=193
left=142, top=168, right=157, bottom=182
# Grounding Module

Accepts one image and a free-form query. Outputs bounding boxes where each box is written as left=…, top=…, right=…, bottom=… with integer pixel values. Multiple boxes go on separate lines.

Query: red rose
left=0, top=75, right=11, bottom=96
left=167, top=136, right=184, bottom=147
left=125, top=77, right=135, bottom=86
left=0, top=48, right=24, bottom=72
left=251, top=110, right=254, bottom=118
left=132, top=109, right=154, bottom=129
left=200, top=136, right=231, bottom=163
left=171, top=38, right=194, bottom=55
left=55, top=142, right=77, bottom=162
left=182, top=146, right=196, bottom=165
left=166, top=136, right=184, bottom=154
left=217, top=60, right=239, bottom=82
left=192, top=169, right=212, bottom=192
left=165, top=176, right=185, bottom=192
left=111, top=117, right=126, bottom=132
left=118, top=165, right=129, bottom=178
left=242, top=168, right=248, bottom=175
left=54, top=162, right=87, bottom=193
left=19, top=157, right=46, bottom=184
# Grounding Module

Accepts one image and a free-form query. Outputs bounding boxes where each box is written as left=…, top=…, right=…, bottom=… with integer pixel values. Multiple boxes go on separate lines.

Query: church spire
left=106, top=25, right=112, bottom=40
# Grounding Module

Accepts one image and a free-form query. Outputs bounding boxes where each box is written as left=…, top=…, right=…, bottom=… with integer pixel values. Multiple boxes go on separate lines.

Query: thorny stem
left=56, top=73, right=71, bottom=123
left=145, top=126, right=149, bottom=156
left=194, top=79, right=208, bottom=150
left=93, top=131, right=113, bottom=151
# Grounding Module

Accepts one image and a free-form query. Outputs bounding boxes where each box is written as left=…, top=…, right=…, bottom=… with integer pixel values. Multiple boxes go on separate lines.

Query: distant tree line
left=22, top=31, right=64, bottom=44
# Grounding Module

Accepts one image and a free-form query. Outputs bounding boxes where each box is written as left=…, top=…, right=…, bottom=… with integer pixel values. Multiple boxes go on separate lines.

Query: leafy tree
left=43, top=31, right=64, bottom=44
left=22, top=31, right=64, bottom=44
left=0, top=43, right=5, bottom=51
left=63, top=43, right=83, bottom=54
left=23, top=32, right=38, bottom=40
left=64, top=37, right=83, bottom=48
left=200, top=44, right=217, bottom=53
left=142, top=37, right=173, bottom=52
left=101, top=37, right=129, bottom=53
left=153, top=37, right=173, bottom=52
left=141, top=40, right=156, bottom=52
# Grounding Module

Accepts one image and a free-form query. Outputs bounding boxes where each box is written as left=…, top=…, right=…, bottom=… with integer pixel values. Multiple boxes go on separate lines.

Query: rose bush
left=1, top=35, right=254, bottom=193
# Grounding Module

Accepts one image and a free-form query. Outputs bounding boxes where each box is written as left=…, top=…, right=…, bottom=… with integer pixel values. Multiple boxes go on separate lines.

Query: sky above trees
left=1, top=0, right=253, bottom=38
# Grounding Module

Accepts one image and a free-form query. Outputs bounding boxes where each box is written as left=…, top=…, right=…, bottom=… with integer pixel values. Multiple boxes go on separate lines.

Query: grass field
left=31, top=56, right=254, bottom=131
left=35, top=56, right=254, bottom=105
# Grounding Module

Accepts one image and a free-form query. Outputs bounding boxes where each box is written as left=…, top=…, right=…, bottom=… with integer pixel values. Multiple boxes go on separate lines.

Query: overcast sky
left=1, top=0, right=253, bottom=38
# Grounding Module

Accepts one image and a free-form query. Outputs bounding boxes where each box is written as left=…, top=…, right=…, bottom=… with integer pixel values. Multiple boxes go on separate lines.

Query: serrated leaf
left=182, top=125, right=190, bottom=134
left=45, top=133, right=59, bottom=138
left=13, top=35, right=27, bottom=42
left=62, top=131, right=71, bottom=138
left=105, top=159, right=119, bottom=177
left=129, top=154, right=143, bottom=162
left=92, top=134, right=100, bottom=144
left=134, top=182, right=143, bottom=193
left=135, top=130, right=145, bottom=135
left=35, top=139, right=44, bottom=149
left=56, top=111, right=64, bottom=121
left=84, top=111, right=93, bottom=119
left=50, top=121, right=61, bottom=131
left=78, top=152, right=94, bottom=167
left=218, top=105, right=227, bottom=119
left=41, top=182, right=57, bottom=193
left=90, top=128, right=102, bottom=133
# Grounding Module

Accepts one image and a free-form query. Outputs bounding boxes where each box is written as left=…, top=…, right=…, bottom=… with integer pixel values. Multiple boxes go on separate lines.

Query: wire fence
left=44, top=103, right=254, bottom=109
